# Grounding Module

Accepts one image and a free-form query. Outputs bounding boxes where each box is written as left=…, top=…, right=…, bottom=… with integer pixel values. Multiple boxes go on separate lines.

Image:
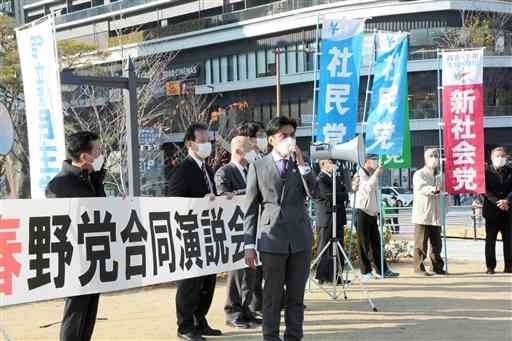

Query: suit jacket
left=168, top=156, right=217, bottom=197
left=214, top=162, right=247, bottom=194
left=244, top=154, right=317, bottom=254
left=315, top=171, right=348, bottom=229
left=482, top=163, right=512, bottom=223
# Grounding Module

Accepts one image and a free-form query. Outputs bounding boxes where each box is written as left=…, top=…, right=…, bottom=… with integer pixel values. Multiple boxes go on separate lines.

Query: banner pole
left=311, top=14, right=320, bottom=142
left=307, top=15, right=320, bottom=293
left=436, top=48, right=449, bottom=273
left=348, top=29, right=376, bottom=269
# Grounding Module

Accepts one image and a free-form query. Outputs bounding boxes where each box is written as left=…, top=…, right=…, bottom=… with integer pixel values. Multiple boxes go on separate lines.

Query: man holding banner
left=362, top=31, right=408, bottom=278
left=46, top=131, right=106, bottom=341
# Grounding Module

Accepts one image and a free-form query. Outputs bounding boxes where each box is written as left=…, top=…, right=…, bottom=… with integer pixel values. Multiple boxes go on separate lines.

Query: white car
left=381, top=187, right=413, bottom=207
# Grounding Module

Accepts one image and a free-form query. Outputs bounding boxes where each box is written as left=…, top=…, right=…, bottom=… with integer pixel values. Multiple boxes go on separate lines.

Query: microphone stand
left=309, top=161, right=378, bottom=311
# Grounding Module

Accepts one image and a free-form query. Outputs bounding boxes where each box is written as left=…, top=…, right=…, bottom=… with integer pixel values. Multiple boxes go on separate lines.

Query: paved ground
left=1, top=240, right=511, bottom=341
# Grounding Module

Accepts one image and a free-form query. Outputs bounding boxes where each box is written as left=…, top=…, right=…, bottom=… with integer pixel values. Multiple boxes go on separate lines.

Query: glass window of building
left=257, top=50, right=266, bottom=77
left=287, top=45, right=297, bottom=74
left=212, top=58, right=220, bottom=84
left=279, top=47, right=287, bottom=75
left=238, top=54, right=247, bottom=80
left=220, top=57, right=228, bottom=83
left=228, top=55, right=236, bottom=82
left=248, top=52, right=256, bottom=80
left=281, top=101, right=290, bottom=117
left=266, top=48, right=276, bottom=76
left=297, top=44, right=305, bottom=73
left=205, top=59, right=212, bottom=84
left=290, top=100, right=300, bottom=121
left=306, top=42, right=315, bottom=71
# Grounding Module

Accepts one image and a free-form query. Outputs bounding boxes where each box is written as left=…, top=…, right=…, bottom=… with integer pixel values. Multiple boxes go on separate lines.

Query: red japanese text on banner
left=442, top=49, right=485, bottom=194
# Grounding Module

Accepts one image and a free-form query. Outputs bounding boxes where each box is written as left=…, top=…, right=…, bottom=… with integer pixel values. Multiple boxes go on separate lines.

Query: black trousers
left=414, top=224, right=444, bottom=273
left=260, top=250, right=310, bottom=341
left=176, top=274, right=216, bottom=334
left=250, top=266, right=263, bottom=312
left=224, top=268, right=257, bottom=321
left=485, top=221, right=512, bottom=271
left=356, top=209, right=388, bottom=275
left=60, top=294, right=100, bottom=341
left=316, top=223, right=345, bottom=282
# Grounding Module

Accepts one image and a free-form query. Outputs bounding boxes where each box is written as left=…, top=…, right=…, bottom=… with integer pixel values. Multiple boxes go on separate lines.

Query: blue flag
left=365, top=32, right=408, bottom=155
left=315, top=17, right=364, bottom=144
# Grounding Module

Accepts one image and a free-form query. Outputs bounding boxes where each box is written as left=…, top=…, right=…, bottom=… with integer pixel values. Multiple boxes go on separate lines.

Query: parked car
left=381, top=187, right=413, bottom=207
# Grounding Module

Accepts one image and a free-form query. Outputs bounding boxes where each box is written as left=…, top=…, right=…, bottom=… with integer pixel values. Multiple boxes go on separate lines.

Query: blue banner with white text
left=315, top=17, right=364, bottom=144
left=365, top=32, right=408, bottom=155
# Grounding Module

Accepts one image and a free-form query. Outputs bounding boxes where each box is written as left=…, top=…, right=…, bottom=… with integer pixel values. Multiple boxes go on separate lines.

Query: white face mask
left=244, top=150, right=258, bottom=163
left=256, top=137, right=268, bottom=153
left=492, top=156, right=507, bottom=169
left=275, top=137, right=295, bottom=157
left=427, top=157, right=439, bottom=169
left=195, top=142, right=212, bottom=159
left=92, top=154, right=105, bottom=172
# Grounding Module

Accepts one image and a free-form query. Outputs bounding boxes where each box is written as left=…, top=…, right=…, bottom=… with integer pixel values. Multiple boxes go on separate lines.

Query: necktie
left=278, top=159, right=288, bottom=178
left=243, top=168, right=248, bottom=178
left=201, top=163, right=213, bottom=194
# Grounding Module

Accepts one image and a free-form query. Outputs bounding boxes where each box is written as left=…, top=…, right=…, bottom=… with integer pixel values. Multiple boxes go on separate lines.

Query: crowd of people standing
left=46, top=119, right=511, bottom=341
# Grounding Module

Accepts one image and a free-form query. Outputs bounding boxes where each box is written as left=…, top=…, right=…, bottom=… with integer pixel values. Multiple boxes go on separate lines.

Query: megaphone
left=310, top=135, right=365, bottom=166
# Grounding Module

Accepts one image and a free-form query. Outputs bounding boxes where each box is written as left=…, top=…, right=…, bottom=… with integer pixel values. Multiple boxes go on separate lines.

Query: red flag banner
left=442, top=49, right=485, bottom=194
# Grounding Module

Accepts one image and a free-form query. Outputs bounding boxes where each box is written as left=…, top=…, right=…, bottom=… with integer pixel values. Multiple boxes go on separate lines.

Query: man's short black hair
left=237, top=121, right=265, bottom=138
left=184, top=122, right=208, bottom=145
left=67, top=131, right=99, bottom=161
left=266, top=117, right=297, bottom=137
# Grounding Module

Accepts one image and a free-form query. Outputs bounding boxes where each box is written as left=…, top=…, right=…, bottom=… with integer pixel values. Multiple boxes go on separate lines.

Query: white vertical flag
left=16, top=16, right=66, bottom=198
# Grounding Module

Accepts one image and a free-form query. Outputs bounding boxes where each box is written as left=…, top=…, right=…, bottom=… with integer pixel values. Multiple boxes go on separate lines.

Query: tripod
left=309, top=162, right=378, bottom=311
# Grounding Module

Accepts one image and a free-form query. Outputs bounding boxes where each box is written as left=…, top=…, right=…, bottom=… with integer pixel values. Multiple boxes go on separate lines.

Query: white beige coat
left=355, top=168, right=380, bottom=217
left=412, top=167, right=443, bottom=226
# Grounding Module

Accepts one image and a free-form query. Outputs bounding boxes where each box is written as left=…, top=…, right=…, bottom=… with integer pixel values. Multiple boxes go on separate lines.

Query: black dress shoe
left=247, top=315, right=262, bottom=325
left=226, top=319, right=250, bottom=329
left=177, top=331, right=205, bottom=341
left=197, top=326, right=222, bottom=336
left=486, top=268, right=495, bottom=274
left=252, top=310, right=263, bottom=319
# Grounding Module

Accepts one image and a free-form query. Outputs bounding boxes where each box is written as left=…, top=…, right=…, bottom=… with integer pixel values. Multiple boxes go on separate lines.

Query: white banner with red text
left=0, top=196, right=247, bottom=307
left=442, top=49, right=486, bottom=194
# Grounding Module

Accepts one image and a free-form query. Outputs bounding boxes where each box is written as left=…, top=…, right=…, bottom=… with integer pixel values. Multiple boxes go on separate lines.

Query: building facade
left=20, top=0, right=512, bottom=186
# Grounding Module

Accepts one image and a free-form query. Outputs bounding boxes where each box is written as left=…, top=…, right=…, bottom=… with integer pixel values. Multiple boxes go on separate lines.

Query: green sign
left=380, top=89, right=411, bottom=169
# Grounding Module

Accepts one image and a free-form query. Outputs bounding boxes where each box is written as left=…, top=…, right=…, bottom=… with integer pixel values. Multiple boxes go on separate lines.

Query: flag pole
left=347, top=29, right=376, bottom=268
left=307, top=14, right=320, bottom=293
left=436, top=48, right=449, bottom=273
left=311, top=14, right=320, bottom=143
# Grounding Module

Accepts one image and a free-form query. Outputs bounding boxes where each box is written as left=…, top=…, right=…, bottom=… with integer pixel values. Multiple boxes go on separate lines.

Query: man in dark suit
left=215, top=136, right=261, bottom=329
left=46, top=131, right=106, bottom=341
left=482, top=147, right=512, bottom=274
left=314, top=160, right=348, bottom=284
left=244, top=116, right=317, bottom=341
left=168, top=123, right=222, bottom=341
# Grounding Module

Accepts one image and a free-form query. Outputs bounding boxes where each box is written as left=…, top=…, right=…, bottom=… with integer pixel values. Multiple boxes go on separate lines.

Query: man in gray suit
left=215, top=136, right=261, bottom=329
left=244, top=117, right=317, bottom=341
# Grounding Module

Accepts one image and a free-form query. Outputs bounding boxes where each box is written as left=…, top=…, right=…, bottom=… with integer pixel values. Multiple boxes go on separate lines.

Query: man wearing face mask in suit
left=237, top=121, right=268, bottom=316
left=354, top=155, right=399, bottom=280
left=168, top=123, right=223, bottom=341
left=482, top=147, right=512, bottom=274
left=46, top=131, right=106, bottom=341
left=412, top=148, right=446, bottom=276
left=215, top=136, right=262, bottom=329
left=244, top=116, right=317, bottom=341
